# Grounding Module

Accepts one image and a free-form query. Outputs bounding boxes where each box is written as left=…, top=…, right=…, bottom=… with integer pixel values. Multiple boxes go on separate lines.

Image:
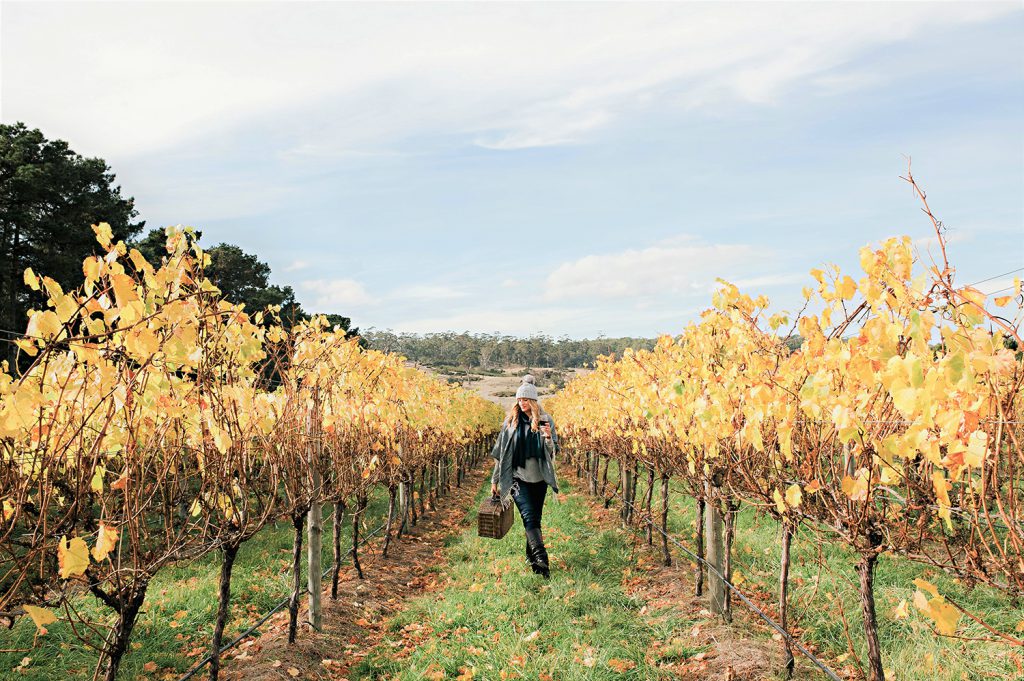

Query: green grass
left=590, top=460, right=1024, bottom=681
left=354, top=477, right=693, bottom=680
left=0, top=488, right=392, bottom=680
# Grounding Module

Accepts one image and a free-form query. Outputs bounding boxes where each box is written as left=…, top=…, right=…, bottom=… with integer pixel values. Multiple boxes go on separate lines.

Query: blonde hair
left=506, top=398, right=540, bottom=432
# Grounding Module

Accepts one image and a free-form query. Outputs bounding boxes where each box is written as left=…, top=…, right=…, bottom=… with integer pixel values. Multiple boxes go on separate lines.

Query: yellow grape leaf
left=127, top=248, right=149, bottom=271
left=785, top=484, right=802, bottom=508
left=890, top=387, right=918, bottom=417
left=14, top=338, right=37, bottom=356
left=932, top=472, right=952, bottom=530
left=1014, top=620, right=1024, bottom=633
left=26, top=310, right=62, bottom=340
left=23, top=268, right=40, bottom=291
left=126, top=328, right=161, bottom=358
left=963, top=431, right=988, bottom=468
left=110, top=273, right=139, bottom=309
left=58, top=536, right=89, bottom=578
left=92, top=523, right=118, bottom=562
left=893, top=599, right=909, bottom=619
left=92, top=222, right=113, bottom=248
left=209, top=424, right=232, bottom=454
left=841, top=470, right=869, bottom=501
left=82, top=257, right=102, bottom=283
left=54, top=294, right=77, bottom=325
left=836, top=275, right=857, bottom=300
left=468, top=583, right=484, bottom=593
left=912, top=580, right=960, bottom=636
left=772, top=489, right=786, bottom=515
left=994, top=295, right=1012, bottom=307
left=90, top=465, right=106, bottom=494
left=42, top=276, right=63, bottom=301
left=22, top=605, right=57, bottom=630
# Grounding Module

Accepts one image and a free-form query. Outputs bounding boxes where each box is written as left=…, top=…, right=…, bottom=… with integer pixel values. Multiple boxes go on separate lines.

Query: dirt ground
left=561, top=465, right=834, bottom=681
left=452, top=367, right=589, bottom=411
left=215, top=464, right=491, bottom=681
left=208, top=459, right=831, bottom=681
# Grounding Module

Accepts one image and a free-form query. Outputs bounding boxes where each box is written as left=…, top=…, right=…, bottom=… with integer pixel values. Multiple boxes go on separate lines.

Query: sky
left=2, top=1, right=1022, bottom=338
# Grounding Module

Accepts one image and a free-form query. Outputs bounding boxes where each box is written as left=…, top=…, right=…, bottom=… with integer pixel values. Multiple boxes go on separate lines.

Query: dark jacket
left=490, top=411, right=560, bottom=507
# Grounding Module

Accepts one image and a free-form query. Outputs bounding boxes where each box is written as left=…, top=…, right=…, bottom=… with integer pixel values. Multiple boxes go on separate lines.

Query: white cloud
left=388, top=300, right=711, bottom=338
left=912, top=231, right=971, bottom=249
left=300, top=278, right=375, bottom=310
left=3, top=3, right=1013, bottom=158
left=389, top=284, right=467, bottom=301
left=544, top=239, right=770, bottom=301
left=728, top=273, right=809, bottom=290
left=283, top=260, right=309, bottom=272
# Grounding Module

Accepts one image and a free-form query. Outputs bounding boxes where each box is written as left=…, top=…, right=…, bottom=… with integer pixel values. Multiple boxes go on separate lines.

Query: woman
left=490, top=374, right=560, bottom=579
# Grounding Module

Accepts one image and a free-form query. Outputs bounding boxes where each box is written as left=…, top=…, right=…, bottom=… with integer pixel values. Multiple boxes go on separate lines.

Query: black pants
left=512, top=478, right=547, bottom=530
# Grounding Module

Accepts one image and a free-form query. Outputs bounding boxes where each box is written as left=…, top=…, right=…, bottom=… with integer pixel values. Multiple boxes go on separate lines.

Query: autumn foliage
left=548, top=232, right=1023, bottom=679
left=0, top=224, right=502, bottom=679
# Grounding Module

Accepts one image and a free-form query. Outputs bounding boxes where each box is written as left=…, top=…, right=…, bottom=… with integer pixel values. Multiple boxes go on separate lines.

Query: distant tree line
left=362, top=330, right=658, bottom=369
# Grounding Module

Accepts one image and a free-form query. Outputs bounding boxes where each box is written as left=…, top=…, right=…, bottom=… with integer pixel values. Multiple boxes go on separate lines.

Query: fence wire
left=177, top=518, right=389, bottom=681
left=577, top=465, right=843, bottom=681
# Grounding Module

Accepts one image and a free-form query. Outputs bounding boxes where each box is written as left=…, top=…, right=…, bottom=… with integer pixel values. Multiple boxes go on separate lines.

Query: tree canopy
left=132, top=227, right=359, bottom=338
left=1, top=123, right=143, bottom=364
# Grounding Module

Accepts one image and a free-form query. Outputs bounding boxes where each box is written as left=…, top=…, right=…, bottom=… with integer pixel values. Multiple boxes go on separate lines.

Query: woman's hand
left=491, top=483, right=499, bottom=497
left=540, top=423, right=552, bottom=439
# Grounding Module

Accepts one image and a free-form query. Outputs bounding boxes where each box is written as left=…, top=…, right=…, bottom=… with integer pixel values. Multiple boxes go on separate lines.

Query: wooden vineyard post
left=644, top=467, right=655, bottom=544
left=722, top=500, right=737, bottom=623
left=779, top=521, right=795, bottom=677
left=288, top=510, right=306, bottom=643
left=397, top=478, right=408, bottom=538
left=419, top=465, right=427, bottom=514
left=589, top=453, right=599, bottom=496
left=621, top=461, right=633, bottom=526
left=661, top=472, right=671, bottom=566
left=307, top=497, right=323, bottom=631
left=695, top=496, right=706, bottom=596
left=306, top=395, right=324, bottom=632
left=331, top=501, right=345, bottom=599
left=704, top=483, right=727, bottom=616
left=382, top=484, right=397, bottom=557
left=403, top=473, right=411, bottom=524
left=352, top=493, right=366, bottom=579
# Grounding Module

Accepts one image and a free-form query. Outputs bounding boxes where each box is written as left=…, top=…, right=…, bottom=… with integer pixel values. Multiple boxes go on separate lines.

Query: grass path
left=353, top=474, right=709, bottom=680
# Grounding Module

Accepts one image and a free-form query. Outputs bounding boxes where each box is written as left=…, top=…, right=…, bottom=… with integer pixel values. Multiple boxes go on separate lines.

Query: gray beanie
left=515, top=374, right=539, bottom=400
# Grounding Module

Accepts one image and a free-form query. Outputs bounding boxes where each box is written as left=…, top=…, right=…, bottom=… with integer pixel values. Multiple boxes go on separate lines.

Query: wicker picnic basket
left=477, top=495, right=514, bottom=539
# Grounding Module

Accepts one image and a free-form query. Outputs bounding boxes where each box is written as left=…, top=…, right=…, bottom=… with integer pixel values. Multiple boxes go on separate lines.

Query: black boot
left=525, top=528, right=550, bottom=579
